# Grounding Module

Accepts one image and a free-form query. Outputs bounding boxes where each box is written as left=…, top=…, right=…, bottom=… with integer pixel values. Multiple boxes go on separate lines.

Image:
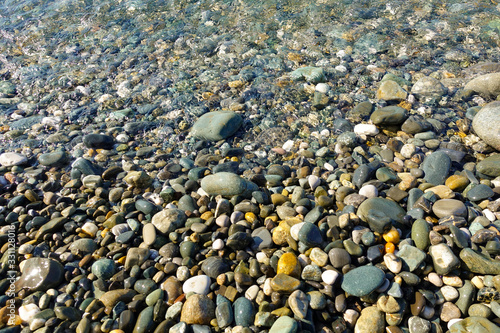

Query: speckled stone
left=180, top=294, right=216, bottom=325
left=233, top=296, right=255, bottom=327
left=460, top=248, right=500, bottom=274
left=355, top=306, right=385, bottom=333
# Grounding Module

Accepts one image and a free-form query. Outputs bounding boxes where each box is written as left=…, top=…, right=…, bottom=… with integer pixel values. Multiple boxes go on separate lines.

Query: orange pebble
left=383, top=228, right=400, bottom=244
left=385, top=242, right=396, bottom=254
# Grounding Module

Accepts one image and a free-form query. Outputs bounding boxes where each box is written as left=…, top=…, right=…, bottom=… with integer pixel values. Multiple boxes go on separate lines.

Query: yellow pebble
left=110, top=330, right=126, bottom=333
left=245, top=212, right=257, bottom=223
left=445, top=175, right=469, bottom=191
left=266, top=215, right=279, bottom=223
left=383, top=227, right=400, bottom=244
left=276, top=252, right=301, bottom=278
left=117, top=256, right=126, bottom=264
left=230, top=156, right=239, bottom=162
left=101, top=228, right=110, bottom=238
left=282, top=189, right=289, bottom=196
left=200, top=211, right=213, bottom=220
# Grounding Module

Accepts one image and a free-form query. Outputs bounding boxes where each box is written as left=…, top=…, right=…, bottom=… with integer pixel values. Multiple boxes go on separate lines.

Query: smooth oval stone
left=15, top=258, right=64, bottom=293
left=151, top=209, right=186, bottom=235
left=145, top=289, right=163, bottom=307
left=411, top=219, right=430, bottom=251
left=134, top=279, right=157, bottom=294
left=83, top=134, right=114, bottom=149
left=328, top=248, right=351, bottom=269
left=201, top=257, right=231, bottom=279
left=133, top=306, right=155, bottom=333
left=269, top=315, right=298, bottom=333
left=201, top=172, right=258, bottom=198
left=370, top=106, right=408, bottom=125
left=432, top=199, right=467, bottom=218
left=54, top=306, right=81, bottom=321
left=429, top=244, right=460, bottom=275
left=233, top=296, right=255, bottom=327
left=0, top=152, right=27, bottom=167
left=38, top=151, right=68, bottom=167
left=466, top=184, right=494, bottom=201
left=183, top=275, right=211, bottom=295
left=477, top=154, right=500, bottom=177
left=298, top=222, right=323, bottom=248
left=421, top=151, right=451, bottom=185
left=135, top=199, right=157, bottom=215
left=357, top=197, right=406, bottom=225
left=143, top=223, right=157, bottom=246
left=341, top=266, right=385, bottom=297
left=472, top=101, right=500, bottom=151
left=91, top=259, right=116, bottom=280
left=190, top=110, right=243, bottom=141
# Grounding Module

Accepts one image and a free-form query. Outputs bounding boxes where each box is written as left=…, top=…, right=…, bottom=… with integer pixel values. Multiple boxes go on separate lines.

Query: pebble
left=341, top=266, right=385, bottom=297
left=182, top=275, right=211, bottom=295
left=180, top=294, right=215, bottom=325
left=0, top=152, right=27, bottom=166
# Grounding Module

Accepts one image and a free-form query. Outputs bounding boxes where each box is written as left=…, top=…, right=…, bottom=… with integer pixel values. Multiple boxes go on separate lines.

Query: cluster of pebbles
left=1, top=1, right=500, bottom=333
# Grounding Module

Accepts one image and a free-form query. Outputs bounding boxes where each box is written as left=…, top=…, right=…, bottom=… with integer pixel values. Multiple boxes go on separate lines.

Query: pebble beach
left=2, top=0, right=500, bottom=332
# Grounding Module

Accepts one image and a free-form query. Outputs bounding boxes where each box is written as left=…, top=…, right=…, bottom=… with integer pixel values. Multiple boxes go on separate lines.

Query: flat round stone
left=341, top=266, right=385, bottom=297
left=432, top=199, right=467, bottom=218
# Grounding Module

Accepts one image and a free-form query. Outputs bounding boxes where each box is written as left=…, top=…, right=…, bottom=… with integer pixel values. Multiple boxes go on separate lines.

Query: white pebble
left=483, top=209, right=496, bottom=222
left=245, top=285, right=260, bottom=301
left=299, top=142, right=309, bottom=150
left=263, top=278, right=273, bottom=296
left=343, top=309, right=359, bottom=326
left=400, top=143, right=416, bottom=159
left=212, top=239, right=224, bottom=250
left=18, top=243, right=34, bottom=255
left=315, top=83, right=329, bottom=94
left=182, top=275, right=211, bottom=295
left=321, top=270, right=339, bottom=285
left=427, top=272, right=443, bottom=287
left=359, top=184, right=378, bottom=198
left=335, top=65, right=347, bottom=72
left=216, top=215, right=230, bottom=228
left=165, top=203, right=177, bottom=209
left=320, top=129, right=330, bottom=137
left=282, top=140, right=295, bottom=151
left=353, top=124, right=379, bottom=136
left=324, top=162, right=334, bottom=171
left=308, top=175, right=320, bottom=191
left=176, top=266, right=190, bottom=282
left=30, top=318, right=46, bottom=331
left=290, top=222, right=305, bottom=241
left=19, top=304, right=40, bottom=324
left=441, top=286, right=459, bottom=302
left=82, top=222, right=98, bottom=237
left=0, top=152, right=27, bottom=167
left=256, top=252, right=269, bottom=264
left=111, top=223, right=130, bottom=236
